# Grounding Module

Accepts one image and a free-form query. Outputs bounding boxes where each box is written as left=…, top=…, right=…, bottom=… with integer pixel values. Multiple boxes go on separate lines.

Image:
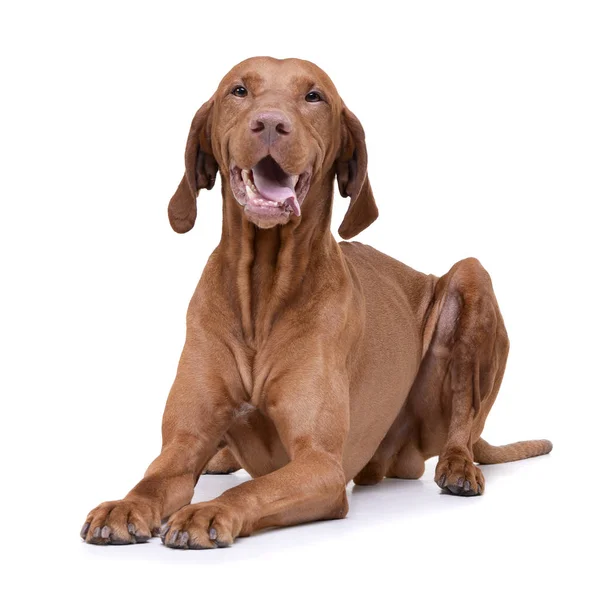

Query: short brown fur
left=81, top=57, right=551, bottom=549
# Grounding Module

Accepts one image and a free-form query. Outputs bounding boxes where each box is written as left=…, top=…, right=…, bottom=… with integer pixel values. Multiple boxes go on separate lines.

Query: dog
left=81, top=56, right=552, bottom=549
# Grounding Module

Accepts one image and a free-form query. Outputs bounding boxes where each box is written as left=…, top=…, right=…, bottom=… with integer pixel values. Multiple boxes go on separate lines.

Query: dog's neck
left=217, top=173, right=340, bottom=348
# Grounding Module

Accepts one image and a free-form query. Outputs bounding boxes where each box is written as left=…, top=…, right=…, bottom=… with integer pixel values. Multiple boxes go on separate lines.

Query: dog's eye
left=232, top=86, right=248, bottom=98
left=305, top=91, right=323, bottom=103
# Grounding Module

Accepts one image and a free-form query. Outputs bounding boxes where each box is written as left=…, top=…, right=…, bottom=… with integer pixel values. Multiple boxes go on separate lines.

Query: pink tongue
left=252, top=160, right=300, bottom=216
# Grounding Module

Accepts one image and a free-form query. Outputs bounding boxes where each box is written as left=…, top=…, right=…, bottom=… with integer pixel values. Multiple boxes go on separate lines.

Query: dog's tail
left=473, top=437, right=553, bottom=464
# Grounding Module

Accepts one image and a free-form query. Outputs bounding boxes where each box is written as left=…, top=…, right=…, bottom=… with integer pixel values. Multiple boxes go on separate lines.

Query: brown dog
left=81, top=57, right=552, bottom=549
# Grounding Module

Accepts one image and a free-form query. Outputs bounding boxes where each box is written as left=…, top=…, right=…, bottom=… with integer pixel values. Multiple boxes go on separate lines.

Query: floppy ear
left=168, top=100, right=218, bottom=233
left=336, top=106, right=378, bottom=239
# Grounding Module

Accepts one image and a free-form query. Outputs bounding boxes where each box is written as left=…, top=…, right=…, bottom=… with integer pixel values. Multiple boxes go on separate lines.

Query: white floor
left=19, top=449, right=591, bottom=600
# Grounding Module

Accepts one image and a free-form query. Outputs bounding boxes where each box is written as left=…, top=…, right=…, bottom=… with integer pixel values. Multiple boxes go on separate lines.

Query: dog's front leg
left=162, top=370, right=350, bottom=549
left=81, top=339, right=241, bottom=545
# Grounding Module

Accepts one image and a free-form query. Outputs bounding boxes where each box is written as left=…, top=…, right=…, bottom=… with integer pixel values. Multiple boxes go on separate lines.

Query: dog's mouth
left=230, top=156, right=311, bottom=222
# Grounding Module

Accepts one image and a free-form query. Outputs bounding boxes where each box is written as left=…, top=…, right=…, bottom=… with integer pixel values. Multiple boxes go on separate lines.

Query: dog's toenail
left=80, top=523, right=90, bottom=539
left=438, top=475, right=446, bottom=488
left=209, top=528, right=218, bottom=541
left=101, top=526, right=111, bottom=539
left=457, top=478, right=464, bottom=488
left=127, top=523, right=136, bottom=535
left=464, top=480, right=471, bottom=492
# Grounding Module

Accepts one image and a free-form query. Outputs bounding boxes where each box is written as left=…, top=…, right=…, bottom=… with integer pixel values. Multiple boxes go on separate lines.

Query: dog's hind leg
left=203, top=445, right=242, bottom=475
left=386, top=442, right=426, bottom=480
left=428, top=258, right=510, bottom=496
left=353, top=411, right=425, bottom=486
left=356, top=258, right=509, bottom=492
left=357, top=257, right=551, bottom=495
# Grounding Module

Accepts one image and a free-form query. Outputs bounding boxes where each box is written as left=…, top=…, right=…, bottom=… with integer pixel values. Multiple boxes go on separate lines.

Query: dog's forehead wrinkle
left=246, top=76, right=322, bottom=99
left=239, top=71, right=265, bottom=89
left=224, top=56, right=335, bottom=94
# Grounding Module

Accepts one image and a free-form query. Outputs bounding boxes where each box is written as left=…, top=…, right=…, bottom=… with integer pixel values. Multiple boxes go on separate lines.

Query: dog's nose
left=249, top=111, right=292, bottom=145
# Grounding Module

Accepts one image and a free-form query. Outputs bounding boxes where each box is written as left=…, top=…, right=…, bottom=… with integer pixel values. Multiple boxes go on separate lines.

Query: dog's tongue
left=252, top=158, right=300, bottom=216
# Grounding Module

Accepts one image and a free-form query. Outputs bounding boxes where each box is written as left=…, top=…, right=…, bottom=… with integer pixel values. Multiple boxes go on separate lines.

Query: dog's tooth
left=242, top=170, right=260, bottom=194
left=287, top=196, right=301, bottom=216
left=292, top=175, right=299, bottom=186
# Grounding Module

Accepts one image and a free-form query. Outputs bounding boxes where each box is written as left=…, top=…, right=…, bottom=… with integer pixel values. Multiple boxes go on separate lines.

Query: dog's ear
left=336, top=106, right=378, bottom=239
left=168, top=100, right=218, bottom=233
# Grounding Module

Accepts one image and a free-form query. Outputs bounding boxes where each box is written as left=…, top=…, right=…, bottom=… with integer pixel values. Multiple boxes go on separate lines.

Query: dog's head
left=168, top=57, right=377, bottom=239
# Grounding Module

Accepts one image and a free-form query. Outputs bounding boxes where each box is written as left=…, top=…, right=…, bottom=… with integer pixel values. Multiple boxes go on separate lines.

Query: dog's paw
left=81, top=499, right=161, bottom=545
left=435, top=453, right=485, bottom=496
left=161, top=501, right=243, bottom=549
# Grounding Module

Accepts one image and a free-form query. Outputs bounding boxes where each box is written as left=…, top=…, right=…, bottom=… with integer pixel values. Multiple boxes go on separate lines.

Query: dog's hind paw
left=435, top=452, right=484, bottom=496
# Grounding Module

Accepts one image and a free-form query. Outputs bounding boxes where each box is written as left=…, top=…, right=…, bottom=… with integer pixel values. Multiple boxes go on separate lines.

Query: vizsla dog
left=81, top=57, right=552, bottom=549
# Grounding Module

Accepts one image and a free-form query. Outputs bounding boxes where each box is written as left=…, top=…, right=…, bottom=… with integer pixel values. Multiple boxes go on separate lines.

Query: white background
left=1, top=1, right=598, bottom=598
